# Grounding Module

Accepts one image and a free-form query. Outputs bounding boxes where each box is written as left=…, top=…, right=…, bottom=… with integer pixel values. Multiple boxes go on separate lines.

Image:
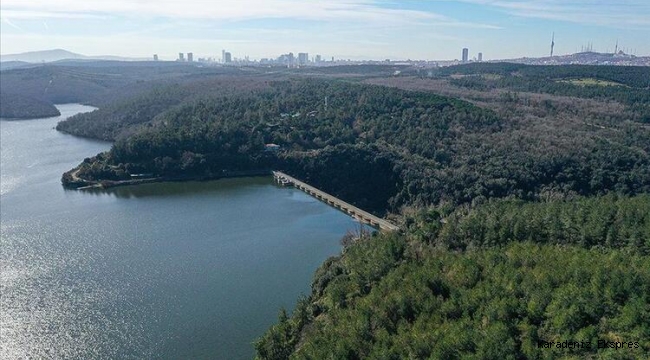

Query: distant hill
left=0, top=61, right=243, bottom=120
left=1, top=49, right=86, bottom=63
left=499, top=51, right=650, bottom=66
left=0, top=61, right=33, bottom=71
left=0, top=49, right=146, bottom=63
left=0, top=93, right=61, bottom=119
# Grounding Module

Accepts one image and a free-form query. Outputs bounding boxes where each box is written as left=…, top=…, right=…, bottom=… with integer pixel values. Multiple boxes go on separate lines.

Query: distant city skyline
left=1, top=0, right=649, bottom=61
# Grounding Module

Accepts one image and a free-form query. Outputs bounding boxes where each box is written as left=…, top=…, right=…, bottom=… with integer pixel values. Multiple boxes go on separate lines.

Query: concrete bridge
left=273, top=171, right=400, bottom=232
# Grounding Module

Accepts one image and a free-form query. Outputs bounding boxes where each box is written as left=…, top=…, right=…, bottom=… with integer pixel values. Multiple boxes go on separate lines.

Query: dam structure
left=273, top=171, right=400, bottom=232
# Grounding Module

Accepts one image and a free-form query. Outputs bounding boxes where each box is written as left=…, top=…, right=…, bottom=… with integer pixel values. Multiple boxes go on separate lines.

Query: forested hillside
left=64, top=76, right=650, bottom=214
left=256, top=194, right=650, bottom=359
left=0, top=62, right=244, bottom=119
left=0, top=93, right=60, bottom=118
left=411, top=194, right=650, bottom=253
left=434, top=63, right=650, bottom=88
left=435, top=63, right=650, bottom=123
left=56, top=75, right=275, bottom=141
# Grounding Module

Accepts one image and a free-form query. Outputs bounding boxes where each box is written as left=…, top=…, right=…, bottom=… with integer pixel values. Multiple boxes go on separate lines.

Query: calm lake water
left=0, top=104, right=361, bottom=359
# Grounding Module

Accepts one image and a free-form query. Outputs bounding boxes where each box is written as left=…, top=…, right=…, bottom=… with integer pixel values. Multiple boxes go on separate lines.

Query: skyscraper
left=187, top=52, right=193, bottom=62
left=315, top=55, right=322, bottom=63
left=462, top=48, right=469, bottom=63
left=153, top=54, right=158, bottom=61
left=224, top=52, right=232, bottom=63
left=478, top=52, right=483, bottom=62
left=222, top=49, right=226, bottom=63
left=178, top=53, right=185, bottom=61
left=298, top=52, right=309, bottom=66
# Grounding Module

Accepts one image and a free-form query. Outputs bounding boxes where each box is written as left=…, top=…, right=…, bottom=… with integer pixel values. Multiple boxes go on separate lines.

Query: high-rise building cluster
left=151, top=47, right=646, bottom=67
left=154, top=49, right=326, bottom=66
left=170, top=52, right=196, bottom=62
left=154, top=48, right=488, bottom=66
left=461, top=48, right=484, bottom=63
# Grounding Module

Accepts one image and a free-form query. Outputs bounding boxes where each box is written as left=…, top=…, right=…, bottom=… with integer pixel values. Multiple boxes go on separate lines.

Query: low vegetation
left=558, top=78, right=626, bottom=87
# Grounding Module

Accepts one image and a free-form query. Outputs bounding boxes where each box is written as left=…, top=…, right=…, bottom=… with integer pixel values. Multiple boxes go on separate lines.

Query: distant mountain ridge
left=0, top=61, right=31, bottom=71
left=500, top=51, right=649, bottom=66
left=0, top=49, right=146, bottom=63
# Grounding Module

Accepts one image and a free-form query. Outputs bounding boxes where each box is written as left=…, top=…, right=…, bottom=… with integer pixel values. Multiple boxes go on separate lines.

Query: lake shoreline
left=3, top=103, right=357, bottom=359
left=62, top=167, right=273, bottom=190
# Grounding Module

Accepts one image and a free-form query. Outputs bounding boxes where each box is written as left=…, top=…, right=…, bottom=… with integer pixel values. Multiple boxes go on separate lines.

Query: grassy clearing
left=558, top=78, right=626, bottom=87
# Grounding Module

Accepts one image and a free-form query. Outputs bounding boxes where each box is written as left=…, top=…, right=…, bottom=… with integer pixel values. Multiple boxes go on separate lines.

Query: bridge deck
left=273, top=171, right=400, bottom=232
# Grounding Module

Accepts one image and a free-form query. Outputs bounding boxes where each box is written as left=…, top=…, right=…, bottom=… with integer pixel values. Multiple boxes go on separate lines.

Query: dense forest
left=410, top=194, right=650, bottom=253
left=256, top=195, right=650, bottom=359
left=61, top=74, right=650, bottom=215
left=11, top=61, right=647, bottom=358
left=0, top=93, right=61, bottom=118
left=56, top=75, right=275, bottom=141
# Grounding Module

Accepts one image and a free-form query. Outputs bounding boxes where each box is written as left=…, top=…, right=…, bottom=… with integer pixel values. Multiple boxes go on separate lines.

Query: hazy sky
left=1, top=0, right=649, bottom=60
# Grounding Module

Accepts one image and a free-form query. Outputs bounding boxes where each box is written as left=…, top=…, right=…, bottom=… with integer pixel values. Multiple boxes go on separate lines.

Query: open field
left=557, top=77, right=627, bottom=87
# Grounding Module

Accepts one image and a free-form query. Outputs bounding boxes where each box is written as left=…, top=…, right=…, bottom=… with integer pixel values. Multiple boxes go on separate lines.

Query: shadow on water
left=78, top=176, right=277, bottom=199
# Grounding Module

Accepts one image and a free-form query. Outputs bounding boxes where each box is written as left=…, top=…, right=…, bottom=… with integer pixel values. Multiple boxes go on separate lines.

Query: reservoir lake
left=0, top=104, right=362, bottom=359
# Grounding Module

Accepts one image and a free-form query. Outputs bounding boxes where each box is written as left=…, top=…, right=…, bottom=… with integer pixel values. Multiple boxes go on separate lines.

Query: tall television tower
left=550, top=32, right=555, bottom=57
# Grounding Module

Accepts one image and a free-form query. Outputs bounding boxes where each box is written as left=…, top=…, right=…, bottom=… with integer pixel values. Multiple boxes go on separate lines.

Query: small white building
left=265, top=144, right=281, bottom=152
